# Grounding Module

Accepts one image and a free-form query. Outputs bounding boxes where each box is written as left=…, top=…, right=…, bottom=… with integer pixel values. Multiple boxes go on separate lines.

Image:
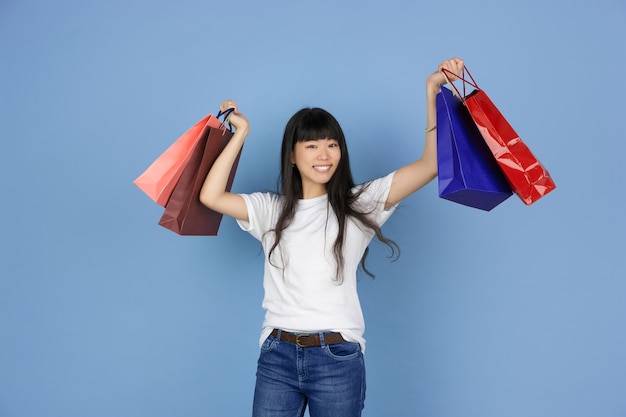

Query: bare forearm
left=199, top=126, right=248, bottom=207
left=199, top=100, right=250, bottom=212
left=422, top=61, right=464, bottom=172
left=385, top=57, right=465, bottom=206
left=422, top=84, right=440, bottom=174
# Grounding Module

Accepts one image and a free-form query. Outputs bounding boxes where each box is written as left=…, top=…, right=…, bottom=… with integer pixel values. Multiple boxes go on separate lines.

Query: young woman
left=200, top=57, right=464, bottom=417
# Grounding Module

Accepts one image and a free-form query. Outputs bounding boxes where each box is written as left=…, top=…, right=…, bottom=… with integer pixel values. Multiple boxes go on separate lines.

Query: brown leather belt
left=270, top=329, right=346, bottom=347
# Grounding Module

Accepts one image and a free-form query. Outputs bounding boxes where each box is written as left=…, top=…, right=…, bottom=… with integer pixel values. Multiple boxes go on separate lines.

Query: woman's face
left=291, top=138, right=341, bottom=198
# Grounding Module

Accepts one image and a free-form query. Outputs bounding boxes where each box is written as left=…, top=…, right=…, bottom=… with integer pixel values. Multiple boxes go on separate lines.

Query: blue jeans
left=252, top=331, right=366, bottom=417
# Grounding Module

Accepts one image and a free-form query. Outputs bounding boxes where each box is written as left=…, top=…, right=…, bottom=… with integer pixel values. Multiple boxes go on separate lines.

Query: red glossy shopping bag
left=158, top=124, right=241, bottom=235
left=134, top=114, right=223, bottom=206
left=443, top=67, right=556, bottom=205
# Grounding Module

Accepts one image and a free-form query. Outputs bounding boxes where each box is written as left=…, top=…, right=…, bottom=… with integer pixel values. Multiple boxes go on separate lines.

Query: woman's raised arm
left=199, top=100, right=250, bottom=222
left=385, top=57, right=465, bottom=209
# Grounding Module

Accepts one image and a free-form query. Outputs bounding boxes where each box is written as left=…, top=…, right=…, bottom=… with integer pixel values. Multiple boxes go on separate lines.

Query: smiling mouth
left=313, top=165, right=332, bottom=172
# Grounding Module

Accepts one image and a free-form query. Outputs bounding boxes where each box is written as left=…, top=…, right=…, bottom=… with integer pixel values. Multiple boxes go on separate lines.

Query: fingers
left=438, top=57, right=465, bottom=82
left=220, top=99, right=238, bottom=113
left=438, top=57, right=463, bottom=73
left=217, top=100, right=249, bottom=131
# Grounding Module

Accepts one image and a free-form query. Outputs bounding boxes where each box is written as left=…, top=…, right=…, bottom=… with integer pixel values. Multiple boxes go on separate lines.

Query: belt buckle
left=295, top=334, right=311, bottom=347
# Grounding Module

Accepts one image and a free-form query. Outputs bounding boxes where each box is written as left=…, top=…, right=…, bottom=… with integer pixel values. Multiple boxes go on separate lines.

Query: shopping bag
left=158, top=123, right=241, bottom=235
left=134, top=114, right=223, bottom=207
left=436, top=86, right=513, bottom=211
left=443, top=67, right=556, bottom=205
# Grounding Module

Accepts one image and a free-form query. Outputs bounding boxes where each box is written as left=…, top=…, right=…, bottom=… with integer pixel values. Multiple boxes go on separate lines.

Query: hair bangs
left=294, top=108, right=342, bottom=143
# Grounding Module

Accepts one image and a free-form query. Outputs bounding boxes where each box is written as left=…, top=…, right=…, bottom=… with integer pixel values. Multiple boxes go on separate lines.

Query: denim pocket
left=326, top=341, right=361, bottom=361
left=260, top=335, right=278, bottom=352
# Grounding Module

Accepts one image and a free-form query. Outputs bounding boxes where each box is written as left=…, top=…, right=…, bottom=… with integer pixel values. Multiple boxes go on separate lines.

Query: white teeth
left=314, top=166, right=331, bottom=172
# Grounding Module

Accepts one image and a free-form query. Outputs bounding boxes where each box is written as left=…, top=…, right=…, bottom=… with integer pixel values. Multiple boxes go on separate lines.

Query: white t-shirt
left=237, top=171, right=397, bottom=352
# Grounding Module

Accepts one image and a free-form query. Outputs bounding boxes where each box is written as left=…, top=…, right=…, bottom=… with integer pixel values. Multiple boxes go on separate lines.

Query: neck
left=301, top=183, right=327, bottom=199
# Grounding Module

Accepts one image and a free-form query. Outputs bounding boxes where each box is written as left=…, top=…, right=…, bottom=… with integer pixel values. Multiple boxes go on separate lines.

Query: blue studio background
left=1, top=1, right=625, bottom=416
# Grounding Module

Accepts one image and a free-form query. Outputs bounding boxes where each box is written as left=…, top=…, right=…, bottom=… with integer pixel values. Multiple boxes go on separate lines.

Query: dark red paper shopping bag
left=158, top=125, right=241, bottom=235
left=443, top=67, right=556, bottom=205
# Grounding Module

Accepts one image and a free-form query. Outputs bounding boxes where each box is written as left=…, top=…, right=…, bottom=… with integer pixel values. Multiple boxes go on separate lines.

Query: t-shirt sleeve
left=236, top=192, right=280, bottom=241
left=356, top=171, right=397, bottom=227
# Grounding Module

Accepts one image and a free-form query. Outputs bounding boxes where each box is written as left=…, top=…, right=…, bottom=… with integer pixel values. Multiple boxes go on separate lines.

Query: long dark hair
left=267, top=107, right=398, bottom=282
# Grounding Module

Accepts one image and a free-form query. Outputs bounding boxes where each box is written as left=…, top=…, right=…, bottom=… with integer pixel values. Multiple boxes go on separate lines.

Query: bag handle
left=217, top=107, right=235, bottom=134
left=441, top=67, right=480, bottom=100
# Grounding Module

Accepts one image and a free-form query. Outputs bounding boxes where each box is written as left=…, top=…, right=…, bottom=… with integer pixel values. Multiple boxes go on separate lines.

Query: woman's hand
left=219, top=99, right=249, bottom=135
left=426, top=57, right=464, bottom=95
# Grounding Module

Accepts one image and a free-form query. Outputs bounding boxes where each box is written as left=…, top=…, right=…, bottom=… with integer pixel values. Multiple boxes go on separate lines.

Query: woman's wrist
left=426, top=83, right=440, bottom=97
left=232, top=125, right=250, bottom=142
left=426, top=71, right=447, bottom=94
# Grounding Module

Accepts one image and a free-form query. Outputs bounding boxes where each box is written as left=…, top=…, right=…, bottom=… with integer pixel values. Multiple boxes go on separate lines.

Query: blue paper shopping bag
left=436, top=86, right=512, bottom=211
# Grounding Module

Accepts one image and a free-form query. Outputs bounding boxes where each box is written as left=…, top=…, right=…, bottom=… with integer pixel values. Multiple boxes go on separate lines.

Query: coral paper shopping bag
left=134, top=114, right=222, bottom=206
